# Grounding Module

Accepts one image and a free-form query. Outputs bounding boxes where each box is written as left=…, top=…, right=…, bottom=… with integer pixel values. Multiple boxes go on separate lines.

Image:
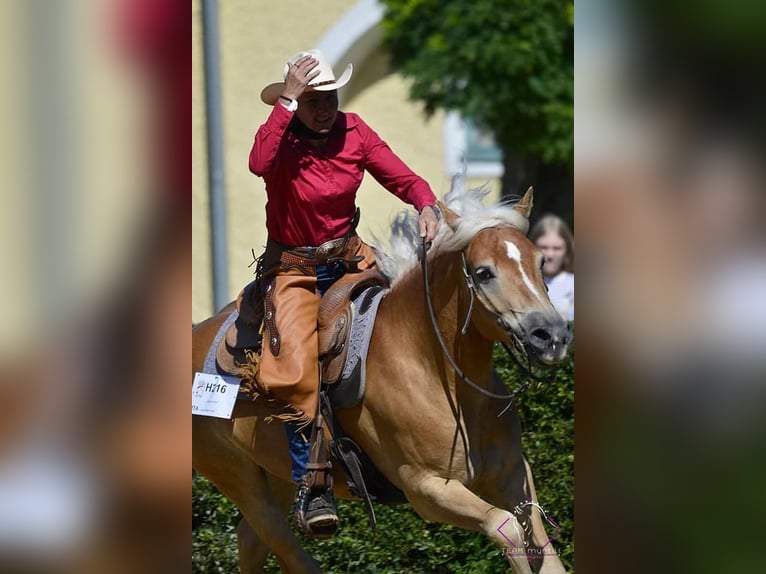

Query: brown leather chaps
left=257, top=235, right=377, bottom=425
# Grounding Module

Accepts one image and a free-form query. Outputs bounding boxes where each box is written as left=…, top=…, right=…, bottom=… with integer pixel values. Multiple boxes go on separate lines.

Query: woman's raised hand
left=281, top=55, right=320, bottom=101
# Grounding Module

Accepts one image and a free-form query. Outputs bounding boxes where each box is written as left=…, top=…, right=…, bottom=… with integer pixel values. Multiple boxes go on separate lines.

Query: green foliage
left=494, top=343, right=575, bottom=571
left=192, top=472, right=241, bottom=573
left=271, top=503, right=505, bottom=574
left=381, top=0, right=573, bottom=166
left=192, top=345, right=574, bottom=573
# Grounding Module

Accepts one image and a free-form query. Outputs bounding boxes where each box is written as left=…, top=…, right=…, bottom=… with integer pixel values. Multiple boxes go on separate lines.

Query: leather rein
left=420, top=237, right=554, bottom=412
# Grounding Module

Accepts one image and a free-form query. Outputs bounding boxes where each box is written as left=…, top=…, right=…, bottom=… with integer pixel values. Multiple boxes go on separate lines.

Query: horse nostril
left=523, top=313, right=571, bottom=353
left=530, top=328, right=552, bottom=345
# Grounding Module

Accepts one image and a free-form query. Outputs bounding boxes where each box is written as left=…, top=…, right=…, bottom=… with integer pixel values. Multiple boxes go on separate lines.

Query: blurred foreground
left=577, top=0, right=766, bottom=572
left=0, top=0, right=188, bottom=572
left=3, top=0, right=766, bottom=572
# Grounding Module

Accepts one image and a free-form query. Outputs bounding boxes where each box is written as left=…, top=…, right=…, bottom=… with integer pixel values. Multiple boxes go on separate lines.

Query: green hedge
left=193, top=345, right=574, bottom=573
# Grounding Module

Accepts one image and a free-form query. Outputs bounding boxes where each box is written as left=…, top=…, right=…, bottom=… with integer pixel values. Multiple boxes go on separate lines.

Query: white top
left=545, top=271, right=574, bottom=321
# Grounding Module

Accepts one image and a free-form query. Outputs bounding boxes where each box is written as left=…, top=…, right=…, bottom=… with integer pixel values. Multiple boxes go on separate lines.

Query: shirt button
left=265, top=311, right=273, bottom=320
left=271, top=337, right=278, bottom=346
left=265, top=284, right=272, bottom=292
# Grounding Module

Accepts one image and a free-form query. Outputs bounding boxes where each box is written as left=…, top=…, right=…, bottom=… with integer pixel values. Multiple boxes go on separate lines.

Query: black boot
left=295, top=481, right=339, bottom=538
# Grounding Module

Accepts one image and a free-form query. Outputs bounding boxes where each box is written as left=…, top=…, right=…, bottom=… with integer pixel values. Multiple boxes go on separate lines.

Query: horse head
left=438, top=187, right=571, bottom=366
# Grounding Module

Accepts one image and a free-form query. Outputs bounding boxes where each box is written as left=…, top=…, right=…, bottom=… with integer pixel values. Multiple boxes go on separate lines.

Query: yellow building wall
left=192, top=0, right=498, bottom=322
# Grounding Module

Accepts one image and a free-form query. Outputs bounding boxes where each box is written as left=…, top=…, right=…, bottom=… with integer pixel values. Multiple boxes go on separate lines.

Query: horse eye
left=474, top=266, right=495, bottom=283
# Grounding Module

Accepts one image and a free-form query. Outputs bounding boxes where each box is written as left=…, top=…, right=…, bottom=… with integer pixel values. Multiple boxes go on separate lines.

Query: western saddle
left=215, top=268, right=387, bottom=386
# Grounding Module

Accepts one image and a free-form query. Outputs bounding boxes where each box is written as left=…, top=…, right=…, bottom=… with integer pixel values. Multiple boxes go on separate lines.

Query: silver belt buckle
left=316, top=237, right=344, bottom=259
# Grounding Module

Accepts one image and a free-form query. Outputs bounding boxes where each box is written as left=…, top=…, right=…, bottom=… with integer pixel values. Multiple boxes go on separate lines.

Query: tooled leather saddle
left=215, top=268, right=387, bottom=386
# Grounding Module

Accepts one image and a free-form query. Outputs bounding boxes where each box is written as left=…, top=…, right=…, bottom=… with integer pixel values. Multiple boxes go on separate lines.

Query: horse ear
left=513, top=186, right=534, bottom=220
left=436, top=200, right=460, bottom=231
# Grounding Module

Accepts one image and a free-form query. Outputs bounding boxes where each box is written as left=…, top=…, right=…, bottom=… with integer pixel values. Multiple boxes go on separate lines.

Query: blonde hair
left=529, top=214, right=574, bottom=273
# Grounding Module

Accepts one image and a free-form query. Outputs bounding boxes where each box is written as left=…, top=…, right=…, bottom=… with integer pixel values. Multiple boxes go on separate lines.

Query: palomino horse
left=192, top=187, right=571, bottom=573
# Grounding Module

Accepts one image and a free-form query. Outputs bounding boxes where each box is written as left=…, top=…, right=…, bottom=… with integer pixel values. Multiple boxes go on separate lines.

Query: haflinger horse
left=192, top=186, right=571, bottom=573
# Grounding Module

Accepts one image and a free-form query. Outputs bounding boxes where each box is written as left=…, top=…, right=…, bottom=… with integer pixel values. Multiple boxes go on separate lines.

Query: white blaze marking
left=505, top=240, right=544, bottom=303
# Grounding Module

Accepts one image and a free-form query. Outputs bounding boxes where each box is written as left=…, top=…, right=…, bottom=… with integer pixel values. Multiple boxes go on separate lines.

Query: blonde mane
left=374, top=186, right=530, bottom=283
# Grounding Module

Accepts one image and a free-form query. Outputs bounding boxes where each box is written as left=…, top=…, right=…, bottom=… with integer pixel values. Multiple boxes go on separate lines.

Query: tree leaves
left=381, top=0, right=573, bottom=167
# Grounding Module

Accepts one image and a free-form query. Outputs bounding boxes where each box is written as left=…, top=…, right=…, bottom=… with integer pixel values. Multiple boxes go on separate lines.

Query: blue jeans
left=316, top=260, right=345, bottom=297
left=284, top=261, right=345, bottom=484
left=285, top=423, right=312, bottom=484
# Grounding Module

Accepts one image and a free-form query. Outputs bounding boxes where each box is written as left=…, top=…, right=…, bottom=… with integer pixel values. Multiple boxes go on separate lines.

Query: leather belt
left=274, top=208, right=361, bottom=263
left=288, top=235, right=351, bottom=260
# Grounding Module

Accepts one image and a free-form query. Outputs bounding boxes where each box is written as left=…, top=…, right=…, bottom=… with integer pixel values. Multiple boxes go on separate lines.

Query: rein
left=420, top=238, right=553, bottom=413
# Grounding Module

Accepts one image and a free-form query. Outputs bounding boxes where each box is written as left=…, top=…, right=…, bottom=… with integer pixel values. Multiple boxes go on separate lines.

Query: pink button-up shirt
left=249, top=103, right=436, bottom=247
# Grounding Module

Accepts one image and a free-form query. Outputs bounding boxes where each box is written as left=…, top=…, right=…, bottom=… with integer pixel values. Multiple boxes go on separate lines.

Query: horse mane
left=374, top=186, right=529, bottom=284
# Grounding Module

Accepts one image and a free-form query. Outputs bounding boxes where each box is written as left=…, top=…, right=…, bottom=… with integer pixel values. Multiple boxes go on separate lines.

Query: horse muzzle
left=520, top=312, right=571, bottom=365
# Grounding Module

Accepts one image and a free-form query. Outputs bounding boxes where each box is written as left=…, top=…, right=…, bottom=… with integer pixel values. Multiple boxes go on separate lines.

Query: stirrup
left=295, top=483, right=339, bottom=539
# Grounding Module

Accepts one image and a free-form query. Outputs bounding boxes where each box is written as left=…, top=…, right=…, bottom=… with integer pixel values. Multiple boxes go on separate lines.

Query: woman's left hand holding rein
left=419, top=205, right=439, bottom=243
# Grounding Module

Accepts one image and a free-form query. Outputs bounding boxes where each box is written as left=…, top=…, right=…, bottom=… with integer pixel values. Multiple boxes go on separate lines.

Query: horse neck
left=382, top=249, right=495, bottom=391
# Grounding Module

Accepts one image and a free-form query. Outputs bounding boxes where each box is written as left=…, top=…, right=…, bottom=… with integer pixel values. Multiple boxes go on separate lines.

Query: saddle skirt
left=207, top=269, right=388, bottom=410
left=325, top=282, right=387, bottom=408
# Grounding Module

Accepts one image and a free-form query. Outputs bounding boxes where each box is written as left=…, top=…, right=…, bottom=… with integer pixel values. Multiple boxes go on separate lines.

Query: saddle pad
left=201, top=310, right=254, bottom=401
left=203, top=310, right=237, bottom=376
left=203, top=287, right=386, bottom=408
left=327, top=286, right=387, bottom=409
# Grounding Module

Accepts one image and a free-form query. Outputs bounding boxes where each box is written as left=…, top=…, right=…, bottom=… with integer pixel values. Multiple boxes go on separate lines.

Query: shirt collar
left=285, top=111, right=356, bottom=146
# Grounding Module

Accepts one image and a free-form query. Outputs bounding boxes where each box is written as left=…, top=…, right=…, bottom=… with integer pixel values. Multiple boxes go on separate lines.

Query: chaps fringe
left=237, top=349, right=312, bottom=431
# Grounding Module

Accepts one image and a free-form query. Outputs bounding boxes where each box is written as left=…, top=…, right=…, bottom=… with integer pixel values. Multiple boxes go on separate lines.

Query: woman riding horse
left=192, top=186, right=571, bottom=573
left=248, top=48, right=439, bottom=533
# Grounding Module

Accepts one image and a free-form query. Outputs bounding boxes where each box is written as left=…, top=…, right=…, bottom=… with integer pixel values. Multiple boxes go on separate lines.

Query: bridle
left=420, top=236, right=554, bottom=414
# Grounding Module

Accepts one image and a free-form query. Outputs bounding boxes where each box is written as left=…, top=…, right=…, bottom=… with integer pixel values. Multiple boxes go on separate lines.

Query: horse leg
left=406, top=476, right=534, bottom=573
left=209, top=464, right=315, bottom=574
left=237, top=472, right=300, bottom=574
left=237, top=518, right=270, bottom=574
left=521, top=456, right=566, bottom=574
left=193, top=420, right=320, bottom=574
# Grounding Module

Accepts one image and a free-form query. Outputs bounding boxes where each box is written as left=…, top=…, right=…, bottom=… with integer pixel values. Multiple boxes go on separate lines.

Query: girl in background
left=530, top=214, right=574, bottom=321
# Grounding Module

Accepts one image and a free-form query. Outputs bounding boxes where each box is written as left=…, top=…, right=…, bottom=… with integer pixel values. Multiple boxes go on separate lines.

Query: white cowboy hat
left=260, top=49, right=353, bottom=105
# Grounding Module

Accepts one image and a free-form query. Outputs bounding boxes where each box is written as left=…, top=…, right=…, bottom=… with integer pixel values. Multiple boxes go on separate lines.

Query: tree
left=381, top=0, right=574, bottom=227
